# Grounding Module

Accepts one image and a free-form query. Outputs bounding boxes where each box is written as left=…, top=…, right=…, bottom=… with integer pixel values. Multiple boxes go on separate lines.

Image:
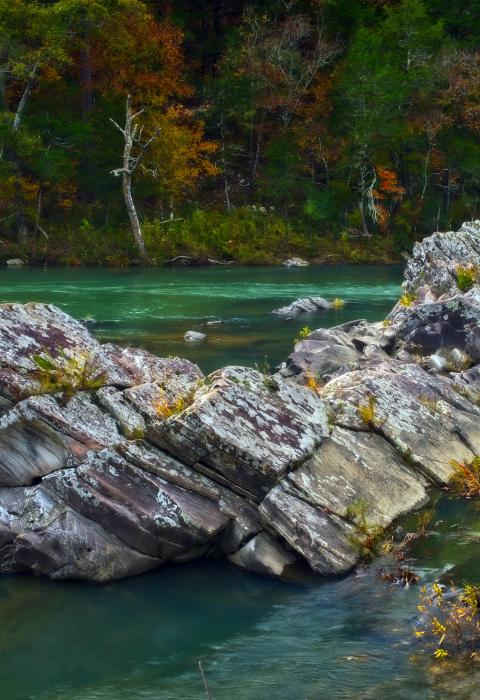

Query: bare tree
left=110, top=95, right=159, bottom=262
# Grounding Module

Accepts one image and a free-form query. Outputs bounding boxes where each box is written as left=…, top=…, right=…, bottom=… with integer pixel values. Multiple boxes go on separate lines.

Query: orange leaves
left=81, top=7, right=190, bottom=106
left=374, top=167, right=405, bottom=200
left=372, top=167, right=405, bottom=232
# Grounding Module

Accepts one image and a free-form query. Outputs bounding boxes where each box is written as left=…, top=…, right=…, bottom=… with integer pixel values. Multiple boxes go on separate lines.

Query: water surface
left=0, top=265, right=402, bottom=373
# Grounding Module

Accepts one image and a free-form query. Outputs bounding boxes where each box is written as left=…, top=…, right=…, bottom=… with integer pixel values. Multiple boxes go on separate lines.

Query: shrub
left=415, top=582, right=480, bottom=661
left=294, top=326, right=312, bottom=344
left=345, top=500, right=385, bottom=560
left=399, top=291, right=417, bottom=306
left=449, top=457, right=480, bottom=498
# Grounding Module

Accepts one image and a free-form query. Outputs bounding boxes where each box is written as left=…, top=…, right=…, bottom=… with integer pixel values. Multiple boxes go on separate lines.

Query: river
left=0, top=264, right=478, bottom=699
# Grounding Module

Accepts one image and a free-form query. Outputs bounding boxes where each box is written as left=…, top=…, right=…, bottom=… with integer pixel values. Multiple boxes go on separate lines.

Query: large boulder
left=388, top=288, right=480, bottom=361
left=280, top=320, right=393, bottom=382
left=403, top=220, right=480, bottom=296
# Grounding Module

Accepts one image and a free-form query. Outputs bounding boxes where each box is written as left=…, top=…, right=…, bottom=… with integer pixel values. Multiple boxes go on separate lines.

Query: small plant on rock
left=255, top=357, right=280, bottom=392
left=456, top=265, right=478, bottom=293
left=449, top=457, right=480, bottom=498
left=346, top=500, right=385, bottom=561
left=305, top=372, right=322, bottom=394
left=32, top=349, right=106, bottom=403
left=331, top=297, right=345, bottom=309
left=155, top=388, right=196, bottom=420
left=294, top=326, right=312, bottom=344
left=357, top=395, right=378, bottom=429
left=399, top=291, right=417, bottom=307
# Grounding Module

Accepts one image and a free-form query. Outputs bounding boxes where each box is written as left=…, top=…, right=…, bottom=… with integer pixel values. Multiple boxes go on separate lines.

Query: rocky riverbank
left=1, top=221, right=480, bottom=583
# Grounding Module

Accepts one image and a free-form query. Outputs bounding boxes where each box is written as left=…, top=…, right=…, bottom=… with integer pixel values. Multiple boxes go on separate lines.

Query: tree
left=110, top=95, right=159, bottom=261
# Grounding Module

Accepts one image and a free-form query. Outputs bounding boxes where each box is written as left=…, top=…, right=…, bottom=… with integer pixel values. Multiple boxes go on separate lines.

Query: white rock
left=283, top=257, right=309, bottom=267
left=6, top=258, right=25, bottom=267
left=427, top=354, right=448, bottom=372
left=184, top=331, right=206, bottom=342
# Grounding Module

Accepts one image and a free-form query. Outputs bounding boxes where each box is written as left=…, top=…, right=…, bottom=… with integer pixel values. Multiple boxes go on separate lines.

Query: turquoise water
left=0, top=265, right=402, bottom=373
left=1, top=265, right=478, bottom=699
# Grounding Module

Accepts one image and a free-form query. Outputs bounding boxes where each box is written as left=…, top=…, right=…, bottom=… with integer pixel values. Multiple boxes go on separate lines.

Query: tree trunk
left=11, top=64, right=38, bottom=242
left=358, top=200, right=369, bottom=236
left=123, top=170, right=147, bottom=260
left=122, top=98, right=148, bottom=261
left=111, top=95, right=150, bottom=262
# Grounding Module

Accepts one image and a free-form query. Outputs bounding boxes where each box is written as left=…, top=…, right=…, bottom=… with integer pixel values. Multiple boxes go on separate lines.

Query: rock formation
left=1, top=222, right=480, bottom=582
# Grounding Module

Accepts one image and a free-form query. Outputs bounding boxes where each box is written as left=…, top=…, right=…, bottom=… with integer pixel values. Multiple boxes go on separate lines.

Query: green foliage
left=0, top=0, right=480, bottom=263
left=32, top=348, right=106, bottom=402
left=456, top=265, right=478, bottom=292
left=294, top=326, right=312, bottom=344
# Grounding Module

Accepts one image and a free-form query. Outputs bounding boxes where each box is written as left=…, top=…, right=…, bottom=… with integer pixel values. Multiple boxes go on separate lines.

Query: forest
left=1, top=0, right=479, bottom=265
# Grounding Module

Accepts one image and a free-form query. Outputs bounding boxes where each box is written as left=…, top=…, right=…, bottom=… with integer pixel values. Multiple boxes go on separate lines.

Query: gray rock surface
left=272, top=296, right=331, bottom=317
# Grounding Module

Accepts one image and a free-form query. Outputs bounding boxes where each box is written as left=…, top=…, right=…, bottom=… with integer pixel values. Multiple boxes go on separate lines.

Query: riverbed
left=0, top=264, right=478, bottom=699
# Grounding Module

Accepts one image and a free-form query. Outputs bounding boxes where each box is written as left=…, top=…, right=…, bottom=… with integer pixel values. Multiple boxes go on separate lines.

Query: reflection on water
left=1, top=264, right=478, bottom=698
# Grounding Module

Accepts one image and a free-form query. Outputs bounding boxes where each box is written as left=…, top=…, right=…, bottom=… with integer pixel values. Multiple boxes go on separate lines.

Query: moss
left=456, top=265, right=478, bottom=292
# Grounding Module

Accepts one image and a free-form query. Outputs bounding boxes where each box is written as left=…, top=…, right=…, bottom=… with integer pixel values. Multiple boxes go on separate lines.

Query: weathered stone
left=228, top=531, right=299, bottom=577
left=0, top=485, right=160, bottom=581
left=403, top=220, right=480, bottom=296
left=427, top=354, right=448, bottom=373
left=272, top=296, right=331, bottom=317
left=150, top=366, right=328, bottom=500
left=0, top=393, right=123, bottom=486
left=283, top=257, right=310, bottom=267
left=287, top=427, right=428, bottom=526
left=103, top=344, right=203, bottom=390
left=0, top=303, right=132, bottom=400
left=43, top=450, right=229, bottom=559
left=323, top=360, right=478, bottom=484
left=280, top=320, right=392, bottom=382
left=6, top=258, right=24, bottom=267
left=259, top=482, right=358, bottom=575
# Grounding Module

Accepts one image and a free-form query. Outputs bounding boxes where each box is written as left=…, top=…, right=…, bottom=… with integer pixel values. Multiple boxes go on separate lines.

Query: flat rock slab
left=259, top=482, right=358, bottom=575
left=0, top=485, right=160, bottom=581
left=323, top=361, right=478, bottom=484
left=104, top=345, right=203, bottom=391
left=0, top=393, right=124, bottom=486
left=287, top=427, right=428, bottom=526
left=150, top=366, right=328, bottom=500
left=43, top=450, right=229, bottom=559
